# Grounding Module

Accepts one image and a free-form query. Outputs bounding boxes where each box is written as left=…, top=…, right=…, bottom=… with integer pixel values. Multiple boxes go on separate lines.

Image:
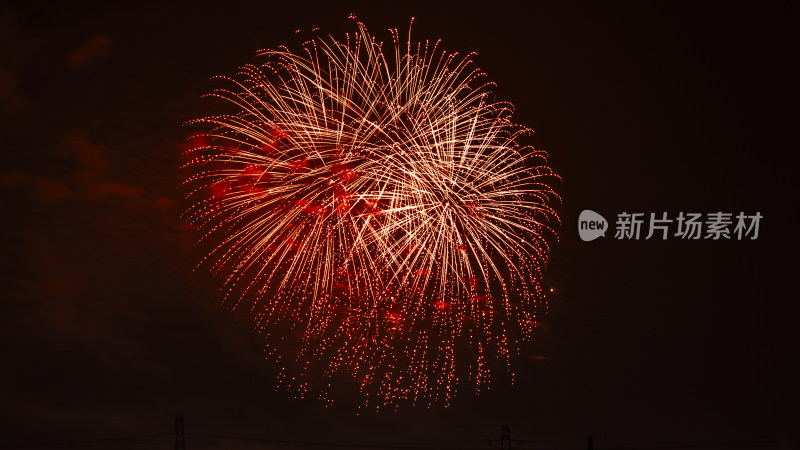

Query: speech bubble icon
left=578, top=210, right=608, bottom=241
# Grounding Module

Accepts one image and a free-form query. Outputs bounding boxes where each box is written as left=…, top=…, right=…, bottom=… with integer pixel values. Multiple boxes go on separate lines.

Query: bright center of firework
left=182, top=17, right=561, bottom=409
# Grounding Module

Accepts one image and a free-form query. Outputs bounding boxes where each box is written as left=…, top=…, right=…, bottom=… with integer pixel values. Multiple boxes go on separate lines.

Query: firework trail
left=182, top=17, right=560, bottom=409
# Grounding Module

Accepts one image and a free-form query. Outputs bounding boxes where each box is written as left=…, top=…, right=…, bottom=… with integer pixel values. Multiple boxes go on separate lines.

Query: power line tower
left=489, top=425, right=522, bottom=450
left=175, top=412, right=186, bottom=450
left=500, top=425, right=511, bottom=450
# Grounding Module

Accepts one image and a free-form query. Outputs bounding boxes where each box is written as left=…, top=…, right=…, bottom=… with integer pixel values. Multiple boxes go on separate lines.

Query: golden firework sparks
left=182, top=17, right=560, bottom=409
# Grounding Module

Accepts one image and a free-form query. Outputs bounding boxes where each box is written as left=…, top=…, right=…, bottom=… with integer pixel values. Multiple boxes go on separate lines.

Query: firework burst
left=182, top=17, right=560, bottom=408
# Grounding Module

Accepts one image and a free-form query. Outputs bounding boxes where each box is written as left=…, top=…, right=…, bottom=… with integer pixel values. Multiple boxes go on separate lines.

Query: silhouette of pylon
left=501, top=425, right=511, bottom=450
left=175, top=412, right=186, bottom=450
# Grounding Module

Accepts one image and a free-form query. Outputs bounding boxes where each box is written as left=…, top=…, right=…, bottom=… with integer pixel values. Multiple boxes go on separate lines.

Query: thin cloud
left=0, top=13, right=37, bottom=113
left=67, top=34, right=112, bottom=70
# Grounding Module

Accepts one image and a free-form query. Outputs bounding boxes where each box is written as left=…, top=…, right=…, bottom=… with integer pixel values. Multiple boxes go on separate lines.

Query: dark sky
left=1, top=1, right=796, bottom=449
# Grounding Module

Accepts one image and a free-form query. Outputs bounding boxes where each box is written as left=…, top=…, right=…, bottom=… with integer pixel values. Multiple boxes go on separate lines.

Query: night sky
left=1, top=2, right=796, bottom=449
